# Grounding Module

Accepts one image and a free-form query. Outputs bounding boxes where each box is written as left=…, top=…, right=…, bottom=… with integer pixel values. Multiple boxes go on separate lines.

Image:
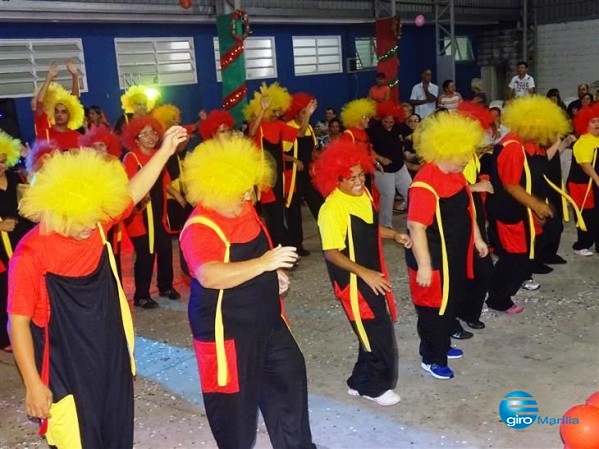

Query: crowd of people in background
left=0, top=57, right=598, bottom=448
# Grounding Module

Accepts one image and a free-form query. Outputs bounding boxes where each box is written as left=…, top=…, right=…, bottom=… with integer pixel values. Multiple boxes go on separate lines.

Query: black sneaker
left=159, top=288, right=181, bottom=300
left=544, top=254, right=567, bottom=265
left=135, top=297, right=160, bottom=309
left=465, top=320, right=486, bottom=330
left=531, top=263, right=553, bottom=274
left=451, top=329, right=474, bottom=340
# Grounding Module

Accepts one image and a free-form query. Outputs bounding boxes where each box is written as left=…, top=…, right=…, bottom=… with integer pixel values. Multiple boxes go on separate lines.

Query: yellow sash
left=0, top=217, right=13, bottom=259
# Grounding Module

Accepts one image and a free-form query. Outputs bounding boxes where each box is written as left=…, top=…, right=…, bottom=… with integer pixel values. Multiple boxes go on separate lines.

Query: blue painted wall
left=0, top=20, right=481, bottom=144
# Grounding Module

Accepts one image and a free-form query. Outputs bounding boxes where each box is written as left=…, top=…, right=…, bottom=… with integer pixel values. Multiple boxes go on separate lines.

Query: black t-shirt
left=367, top=120, right=405, bottom=173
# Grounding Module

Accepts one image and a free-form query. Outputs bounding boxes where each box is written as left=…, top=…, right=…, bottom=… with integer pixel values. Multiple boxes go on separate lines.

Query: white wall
left=535, top=19, right=599, bottom=100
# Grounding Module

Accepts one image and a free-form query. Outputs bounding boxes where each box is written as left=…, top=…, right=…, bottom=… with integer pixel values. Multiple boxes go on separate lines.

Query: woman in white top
left=437, top=80, right=463, bottom=111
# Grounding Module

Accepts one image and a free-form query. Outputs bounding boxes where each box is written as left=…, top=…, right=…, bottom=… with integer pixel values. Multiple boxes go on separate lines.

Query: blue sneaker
left=447, top=347, right=464, bottom=359
left=421, top=362, right=454, bottom=379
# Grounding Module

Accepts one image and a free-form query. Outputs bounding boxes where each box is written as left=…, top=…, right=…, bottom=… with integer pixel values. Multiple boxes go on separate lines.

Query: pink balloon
left=415, top=15, right=426, bottom=27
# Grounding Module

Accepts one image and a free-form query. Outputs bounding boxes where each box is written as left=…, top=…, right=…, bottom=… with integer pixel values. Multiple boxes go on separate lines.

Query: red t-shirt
left=180, top=202, right=262, bottom=275
left=340, top=128, right=370, bottom=148
left=34, top=112, right=81, bottom=151
left=408, top=162, right=470, bottom=227
left=252, top=120, right=298, bottom=148
left=497, top=133, right=544, bottom=186
left=7, top=201, right=133, bottom=326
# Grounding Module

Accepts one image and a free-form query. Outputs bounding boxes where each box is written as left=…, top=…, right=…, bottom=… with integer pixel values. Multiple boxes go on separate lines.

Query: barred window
left=0, top=38, right=87, bottom=98
left=443, top=36, right=475, bottom=62
left=355, top=37, right=377, bottom=70
left=214, top=36, right=277, bottom=81
left=115, top=37, right=197, bottom=89
left=292, top=36, right=343, bottom=76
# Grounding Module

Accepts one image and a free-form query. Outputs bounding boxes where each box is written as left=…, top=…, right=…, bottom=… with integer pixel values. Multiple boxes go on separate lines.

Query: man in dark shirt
left=567, top=83, right=590, bottom=117
left=368, top=101, right=411, bottom=228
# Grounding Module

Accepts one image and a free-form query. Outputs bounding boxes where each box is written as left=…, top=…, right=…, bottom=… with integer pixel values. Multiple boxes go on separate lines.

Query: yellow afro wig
left=121, top=85, right=158, bottom=114
left=0, top=130, right=22, bottom=167
left=244, top=82, right=291, bottom=122
left=182, top=135, right=275, bottom=210
left=46, top=90, right=85, bottom=130
left=340, top=98, right=376, bottom=128
left=151, top=104, right=181, bottom=129
left=39, top=82, right=69, bottom=115
left=502, top=95, right=570, bottom=145
left=413, top=112, right=485, bottom=163
left=20, top=148, right=130, bottom=237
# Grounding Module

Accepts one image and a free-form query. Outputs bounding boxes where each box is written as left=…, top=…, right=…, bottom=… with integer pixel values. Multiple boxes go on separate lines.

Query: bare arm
left=504, top=183, right=553, bottom=220
left=296, top=99, right=317, bottom=137
left=35, top=61, right=59, bottom=115
left=324, top=249, right=391, bottom=295
left=8, top=314, right=53, bottom=419
left=580, top=163, right=599, bottom=187
left=127, top=126, right=188, bottom=205
left=66, top=59, right=80, bottom=98
left=379, top=226, right=413, bottom=248
left=407, top=221, right=432, bottom=287
left=249, top=96, right=270, bottom=137
left=195, top=245, right=298, bottom=290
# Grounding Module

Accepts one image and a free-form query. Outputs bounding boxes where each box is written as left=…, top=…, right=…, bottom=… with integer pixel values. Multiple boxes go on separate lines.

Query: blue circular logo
left=499, top=391, right=539, bottom=429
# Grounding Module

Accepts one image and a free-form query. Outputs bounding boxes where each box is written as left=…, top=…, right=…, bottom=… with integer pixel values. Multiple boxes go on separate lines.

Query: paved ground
left=1, top=209, right=597, bottom=449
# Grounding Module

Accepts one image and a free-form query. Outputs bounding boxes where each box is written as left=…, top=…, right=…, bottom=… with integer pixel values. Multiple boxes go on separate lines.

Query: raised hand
left=65, top=59, right=79, bottom=76
left=47, top=61, right=59, bottom=80
left=260, top=95, right=271, bottom=111
left=159, top=126, right=188, bottom=156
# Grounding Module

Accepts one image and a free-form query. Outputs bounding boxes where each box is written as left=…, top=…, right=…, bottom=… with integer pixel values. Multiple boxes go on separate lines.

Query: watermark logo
left=499, top=391, right=539, bottom=429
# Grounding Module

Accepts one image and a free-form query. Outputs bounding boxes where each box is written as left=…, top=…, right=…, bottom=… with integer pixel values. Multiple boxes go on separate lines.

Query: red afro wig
left=80, top=126, right=122, bottom=157
left=283, top=92, right=315, bottom=122
left=376, top=100, right=405, bottom=122
left=121, top=115, right=164, bottom=151
left=573, top=103, right=599, bottom=136
left=457, top=101, right=495, bottom=130
left=199, top=109, right=235, bottom=141
left=312, top=140, right=374, bottom=197
left=27, top=139, right=60, bottom=174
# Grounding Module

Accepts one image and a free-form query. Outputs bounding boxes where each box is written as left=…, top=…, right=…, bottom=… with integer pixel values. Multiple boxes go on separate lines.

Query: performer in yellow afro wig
left=19, top=148, right=130, bottom=237
left=340, top=98, right=376, bottom=129
left=502, top=95, right=570, bottom=146
left=45, top=90, right=85, bottom=130
left=0, top=130, right=22, bottom=167
left=121, top=85, right=158, bottom=114
left=244, top=82, right=291, bottom=122
left=182, top=135, right=275, bottom=210
left=37, top=82, right=69, bottom=114
left=413, top=112, right=485, bottom=163
left=151, top=104, right=181, bottom=129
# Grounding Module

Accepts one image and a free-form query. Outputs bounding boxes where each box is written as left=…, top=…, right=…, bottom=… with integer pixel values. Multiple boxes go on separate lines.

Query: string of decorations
left=222, top=9, right=251, bottom=110
left=377, top=45, right=398, bottom=63
left=230, top=9, right=251, bottom=42
left=223, top=84, right=248, bottom=110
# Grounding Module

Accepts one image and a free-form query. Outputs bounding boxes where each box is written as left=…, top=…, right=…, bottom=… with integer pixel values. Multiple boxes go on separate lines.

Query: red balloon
left=560, top=404, right=599, bottom=449
left=586, top=391, right=599, bottom=409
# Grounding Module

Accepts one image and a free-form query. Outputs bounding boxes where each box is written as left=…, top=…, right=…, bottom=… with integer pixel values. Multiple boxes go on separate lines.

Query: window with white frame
left=0, top=39, right=87, bottom=99
left=355, top=37, right=377, bottom=70
left=213, top=36, right=277, bottom=81
left=443, top=36, right=475, bottom=62
left=114, top=37, right=197, bottom=89
left=292, top=36, right=342, bottom=76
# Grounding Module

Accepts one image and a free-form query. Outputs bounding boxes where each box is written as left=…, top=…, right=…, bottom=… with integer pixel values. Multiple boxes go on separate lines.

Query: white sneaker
left=573, top=248, right=594, bottom=257
left=521, top=279, right=540, bottom=291
left=347, top=388, right=359, bottom=397
left=363, top=389, right=401, bottom=406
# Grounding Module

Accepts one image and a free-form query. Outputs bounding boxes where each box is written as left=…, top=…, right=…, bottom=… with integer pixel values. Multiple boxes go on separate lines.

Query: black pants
left=454, top=254, right=494, bottom=330
left=573, top=207, right=599, bottom=251
left=295, top=170, right=323, bottom=221
left=416, top=305, right=456, bottom=366
left=203, top=320, right=315, bottom=449
left=130, top=226, right=174, bottom=300
left=286, top=195, right=305, bottom=250
left=487, top=252, right=530, bottom=311
left=0, top=270, right=9, bottom=348
left=263, top=200, right=290, bottom=247
left=534, top=215, right=564, bottom=263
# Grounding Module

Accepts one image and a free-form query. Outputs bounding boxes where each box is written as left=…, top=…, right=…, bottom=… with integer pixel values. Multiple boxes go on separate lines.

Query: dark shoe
left=297, top=248, right=311, bottom=257
left=531, top=263, right=553, bottom=274
left=451, top=329, right=474, bottom=340
left=466, top=320, right=486, bottom=330
left=135, top=297, right=160, bottom=309
left=544, top=254, right=567, bottom=265
left=159, top=288, right=181, bottom=300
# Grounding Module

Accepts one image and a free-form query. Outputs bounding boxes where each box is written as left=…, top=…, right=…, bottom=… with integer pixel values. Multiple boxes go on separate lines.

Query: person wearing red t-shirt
left=406, top=112, right=489, bottom=380
left=34, top=61, right=84, bottom=151
left=7, top=126, right=188, bottom=448
left=122, top=115, right=180, bottom=309
left=368, top=72, right=392, bottom=103
left=180, top=136, right=316, bottom=449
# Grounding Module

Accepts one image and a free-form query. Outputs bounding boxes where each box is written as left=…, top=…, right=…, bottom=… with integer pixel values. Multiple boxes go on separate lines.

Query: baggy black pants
left=130, top=225, right=174, bottom=300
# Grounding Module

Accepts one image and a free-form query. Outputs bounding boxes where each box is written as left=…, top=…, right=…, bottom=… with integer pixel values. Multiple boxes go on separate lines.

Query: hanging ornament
left=392, top=14, right=403, bottom=40
left=230, top=9, right=251, bottom=42
left=179, top=0, right=192, bottom=9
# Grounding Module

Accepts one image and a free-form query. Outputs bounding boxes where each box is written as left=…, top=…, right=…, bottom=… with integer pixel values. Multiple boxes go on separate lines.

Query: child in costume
left=405, top=112, right=489, bottom=380
left=180, top=136, right=316, bottom=449
left=8, top=126, right=188, bottom=449
left=314, top=140, right=412, bottom=406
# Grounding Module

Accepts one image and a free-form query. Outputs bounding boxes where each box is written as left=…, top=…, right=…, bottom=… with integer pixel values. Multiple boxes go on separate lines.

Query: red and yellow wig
left=198, top=109, right=235, bottom=141
left=80, top=127, right=122, bottom=158
left=573, top=103, right=599, bottom=136
left=121, top=115, right=164, bottom=151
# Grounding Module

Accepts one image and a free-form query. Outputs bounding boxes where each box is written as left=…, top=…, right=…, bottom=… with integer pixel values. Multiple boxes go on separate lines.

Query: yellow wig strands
left=151, top=104, right=181, bottom=129
left=20, top=149, right=130, bottom=237
left=46, top=91, right=85, bottom=131
left=340, top=98, right=376, bottom=129
left=414, top=112, right=485, bottom=163
left=182, top=135, right=275, bottom=210
left=502, top=95, right=570, bottom=146
left=244, top=82, right=292, bottom=122
left=0, top=131, right=22, bottom=167
left=121, top=85, right=158, bottom=114
left=39, top=82, right=70, bottom=116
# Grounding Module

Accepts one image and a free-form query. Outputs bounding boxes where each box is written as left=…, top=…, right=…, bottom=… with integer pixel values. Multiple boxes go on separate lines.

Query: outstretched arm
left=35, top=61, right=59, bottom=115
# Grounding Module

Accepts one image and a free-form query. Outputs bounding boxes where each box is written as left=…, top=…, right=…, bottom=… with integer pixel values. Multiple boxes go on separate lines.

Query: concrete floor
left=1, top=209, right=598, bottom=449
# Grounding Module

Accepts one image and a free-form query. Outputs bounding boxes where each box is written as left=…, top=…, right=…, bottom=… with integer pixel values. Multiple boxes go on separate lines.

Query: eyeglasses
left=138, top=130, right=158, bottom=138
